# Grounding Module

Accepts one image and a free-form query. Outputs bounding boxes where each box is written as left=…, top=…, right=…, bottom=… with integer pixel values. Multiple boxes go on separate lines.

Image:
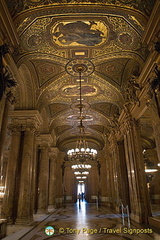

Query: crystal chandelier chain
left=67, top=64, right=97, bottom=163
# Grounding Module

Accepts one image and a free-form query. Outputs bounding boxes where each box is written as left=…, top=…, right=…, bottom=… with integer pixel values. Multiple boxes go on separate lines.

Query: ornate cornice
left=7, top=1, right=154, bottom=19
left=9, top=110, right=43, bottom=130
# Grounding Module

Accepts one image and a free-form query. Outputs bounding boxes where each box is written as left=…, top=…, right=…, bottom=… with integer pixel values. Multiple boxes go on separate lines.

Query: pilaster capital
left=8, top=124, right=22, bottom=133
left=108, top=131, right=117, bottom=148
left=57, top=151, right=66, bottom=161
left=21, top=125, right=36, bottom=132
left=9, top=110, right=43, bottom=131
left=49, top=147, right=59, bottom=160
left=121, top=115, right=140, bottom=134
left=36, top=133, right=53, bottom=148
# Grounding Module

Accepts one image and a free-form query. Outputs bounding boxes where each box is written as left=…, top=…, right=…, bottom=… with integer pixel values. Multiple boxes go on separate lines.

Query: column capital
left=49, top=147, right=59, bottom=159
left=9, top=110, right=43, bottom=131
left=8, top=124, right=22, bottom=133
left=121, top=115, right=140, bottom=134
left=36, top=133, right=53, bottom=148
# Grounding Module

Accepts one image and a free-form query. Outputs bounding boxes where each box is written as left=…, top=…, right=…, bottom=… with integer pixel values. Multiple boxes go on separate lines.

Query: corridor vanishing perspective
left=0, top=0, right=160, bottom=239
left=3, top=202, right=160, bottom=240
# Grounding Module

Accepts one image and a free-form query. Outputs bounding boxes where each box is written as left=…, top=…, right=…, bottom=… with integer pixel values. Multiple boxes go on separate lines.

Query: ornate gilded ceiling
left=6, top=0, right=155, bottom=17
left=6, top=0, right=155, bottom=151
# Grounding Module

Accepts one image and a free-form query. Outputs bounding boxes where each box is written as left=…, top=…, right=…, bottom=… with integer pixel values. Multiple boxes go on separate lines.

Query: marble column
left=37, top=134, right=53, bottom=214
left=0, top=92, right=15, bottom=173
left=117, top=140, right=130, bottom=208
left=87, top=163, right=99, bottom=203
left=149, top=103, right=160, bottom=163
left=105, top=153, right=112, bottom=208
left=144, top=149, right=160, bottom=204
left=1, top=125, right=21, bottom=222
left=7, top=110, right=43, bottom=224
left=16, top=125, right=36, bottom=224
left=30, top=138, right=38, bottom=215
left=152, top=122, right=160, bottom=163
left=63, top=162, right=75, bottom=203
left=106, top=134, right=120, bottom=210
left=55, top=151, right=64, bottom=208
left=99, top=149, right=108, bottom=205
left=48, top=147, right=58, bottom=210
left=123, top=117, right=151, bottom=223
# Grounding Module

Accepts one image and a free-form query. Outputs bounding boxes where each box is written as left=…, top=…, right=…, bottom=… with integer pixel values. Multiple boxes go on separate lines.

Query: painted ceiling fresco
left=5, top=0, right=154, bottom=151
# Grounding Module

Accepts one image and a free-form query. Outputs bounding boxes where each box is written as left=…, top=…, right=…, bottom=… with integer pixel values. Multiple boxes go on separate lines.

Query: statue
left=0, top=45, right=17, bottom=101
left=124, top=75, right=141, bottom=107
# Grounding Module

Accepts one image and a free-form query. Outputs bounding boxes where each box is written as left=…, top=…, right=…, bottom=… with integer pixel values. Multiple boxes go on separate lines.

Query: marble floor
left=2, top=201, right=160, bottom=240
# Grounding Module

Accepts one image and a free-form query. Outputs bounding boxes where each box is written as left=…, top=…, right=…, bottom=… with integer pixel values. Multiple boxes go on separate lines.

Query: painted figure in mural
left=63, top=85, right=96, bottom=96
left=53, top=21, right=105, bottom=46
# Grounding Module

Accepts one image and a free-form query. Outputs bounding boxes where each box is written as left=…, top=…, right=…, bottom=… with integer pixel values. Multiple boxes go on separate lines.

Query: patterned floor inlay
left=3, top=202, right=160, bottom=240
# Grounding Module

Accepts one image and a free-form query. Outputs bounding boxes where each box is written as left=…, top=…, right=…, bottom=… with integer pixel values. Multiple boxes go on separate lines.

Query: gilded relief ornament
left=66, top=59, right=94, bottom=77
left=28, top=35, right=42, bottom=47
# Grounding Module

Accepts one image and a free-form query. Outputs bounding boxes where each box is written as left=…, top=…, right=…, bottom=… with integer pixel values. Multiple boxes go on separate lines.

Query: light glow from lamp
left=145, top=169, right=158, bottom=173
left=72, top=164, right=91, bottom=169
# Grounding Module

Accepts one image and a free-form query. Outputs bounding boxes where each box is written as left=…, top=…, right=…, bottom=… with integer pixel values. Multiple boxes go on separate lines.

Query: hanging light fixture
left=67, top=64, right=97, bottom=163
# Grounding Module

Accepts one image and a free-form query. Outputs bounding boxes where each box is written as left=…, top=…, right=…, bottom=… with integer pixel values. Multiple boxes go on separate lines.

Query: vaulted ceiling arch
left=5, top=0, right=156, bottom=151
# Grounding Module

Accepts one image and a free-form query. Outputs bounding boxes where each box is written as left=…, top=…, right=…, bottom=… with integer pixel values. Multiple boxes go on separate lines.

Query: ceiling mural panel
left=51, top=20, right=108, bottom=47
left=61, top=85, right=97, bottom=97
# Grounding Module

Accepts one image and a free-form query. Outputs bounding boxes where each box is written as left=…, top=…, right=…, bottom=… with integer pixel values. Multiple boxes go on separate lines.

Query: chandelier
left=71, top=164, right=91, bottom=182
left=67, top=64, right=97, bottom=163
